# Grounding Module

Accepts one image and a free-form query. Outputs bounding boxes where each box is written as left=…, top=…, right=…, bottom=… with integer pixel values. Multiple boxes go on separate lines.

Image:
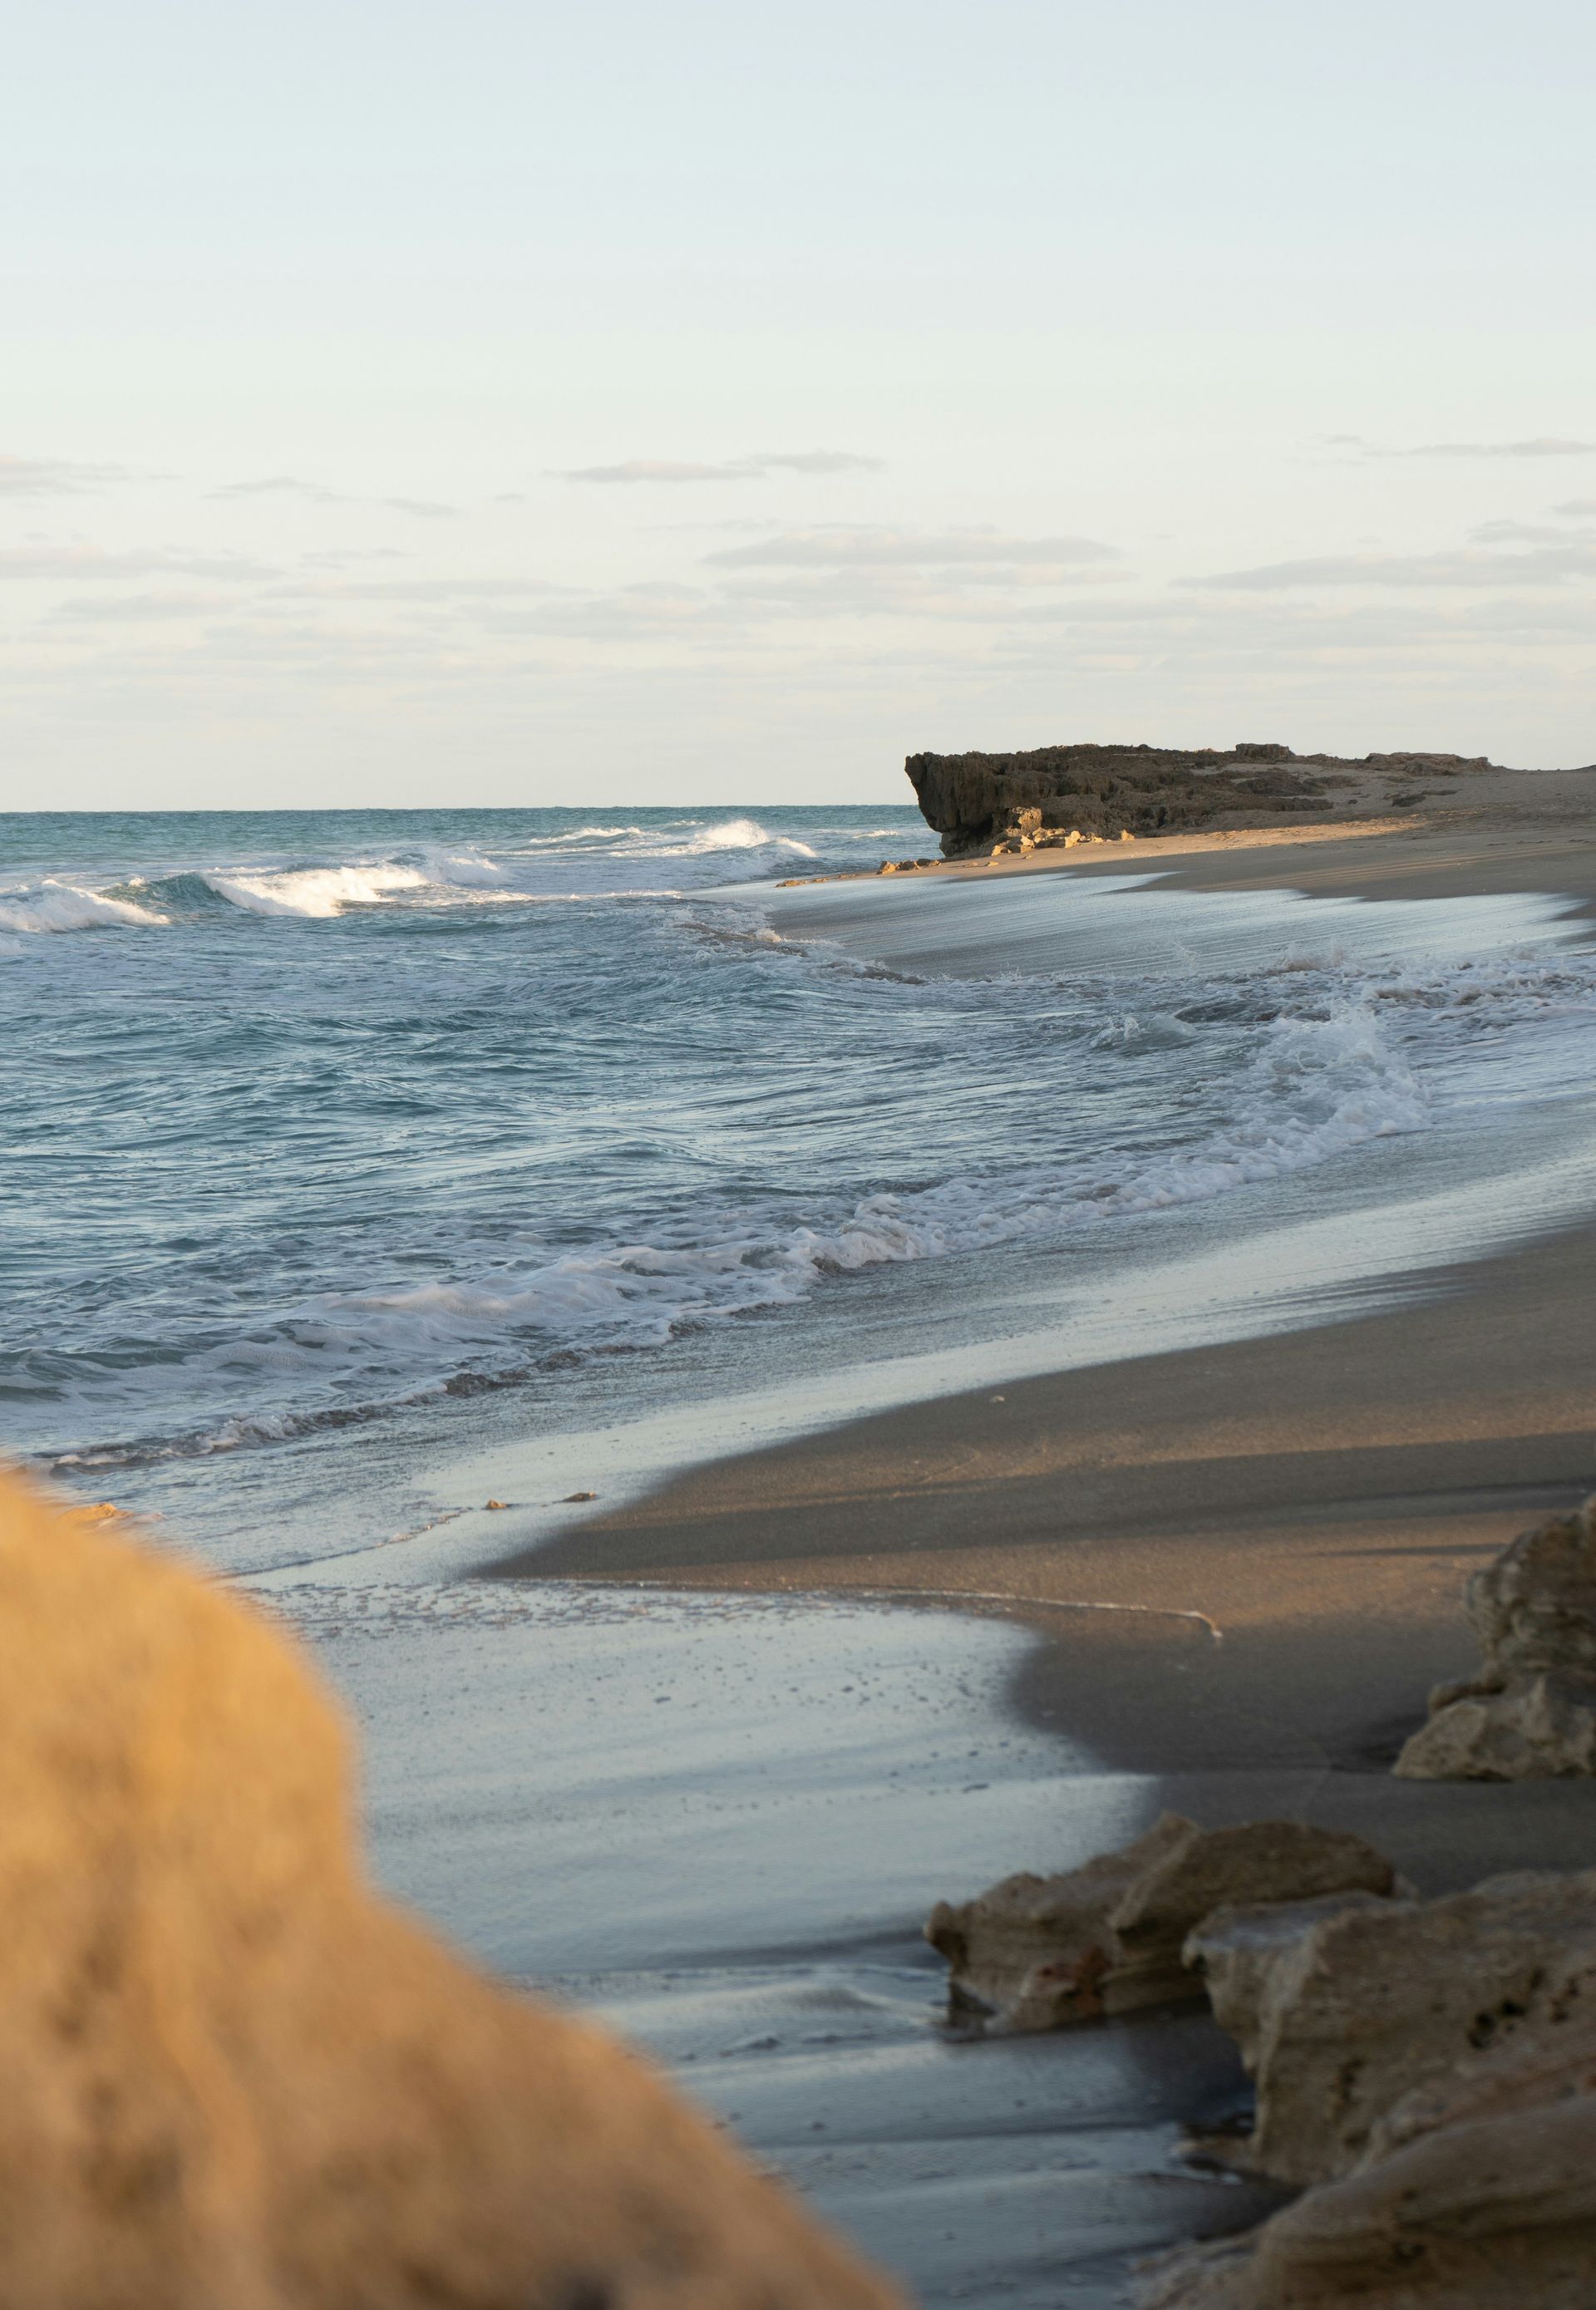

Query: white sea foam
left=687, top=817, right=816, bottom=856
left=203, top=863, right=431, bottom=917
left=42, top=988, right=1442, bottom=1471
left=415, top=848, right=515, bottom=888
left=1, top=815, right=849, bottom=946
left=0, top=880, right=170, bottom=933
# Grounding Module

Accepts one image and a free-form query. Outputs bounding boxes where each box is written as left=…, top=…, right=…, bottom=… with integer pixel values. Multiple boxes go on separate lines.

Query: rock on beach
left=1396, top=1494, right=1596, bottom=1779
left=924, top=1812, right=1401, bottom=2031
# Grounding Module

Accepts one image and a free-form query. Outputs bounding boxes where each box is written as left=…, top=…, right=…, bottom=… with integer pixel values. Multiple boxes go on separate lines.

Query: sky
left=3, top=0, right=1594, bottom=810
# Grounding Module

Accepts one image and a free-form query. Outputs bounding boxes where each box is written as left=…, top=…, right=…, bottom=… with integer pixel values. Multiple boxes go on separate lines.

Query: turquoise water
left=5, top=805, right=1595, bottom=1571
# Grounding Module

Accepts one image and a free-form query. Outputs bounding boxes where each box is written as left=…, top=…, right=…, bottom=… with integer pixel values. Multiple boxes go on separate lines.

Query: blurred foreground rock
left=0, top=1468, right=902, bottom=2310
left=924, top=1812, right=1401, bottom=2031
left=1396, top=1494, right=1596, bottom=1779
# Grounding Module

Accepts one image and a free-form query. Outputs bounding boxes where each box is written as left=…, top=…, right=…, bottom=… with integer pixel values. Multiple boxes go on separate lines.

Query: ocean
left=7, top=803, right=1596, bottom=2303
left=5, top=804, right=1596, bottom=1576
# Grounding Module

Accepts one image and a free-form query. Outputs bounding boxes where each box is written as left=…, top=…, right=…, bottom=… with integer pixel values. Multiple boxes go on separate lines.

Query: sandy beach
left=501, top=1217, right=1596, bottom=1872
left=500, top=786, right=1596, bottom=1833
left=842, top=761, right=1596, bottom=916
left=485, top=789, right=1596, bottom=2300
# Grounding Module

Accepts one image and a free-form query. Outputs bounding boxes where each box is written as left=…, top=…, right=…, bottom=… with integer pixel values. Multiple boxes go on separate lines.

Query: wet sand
left=483, top=1215, right=1596, bottom=2299
left=862, top=761, right=1596, bottom=921
left=495, top=1215, right=1596, bottom=1884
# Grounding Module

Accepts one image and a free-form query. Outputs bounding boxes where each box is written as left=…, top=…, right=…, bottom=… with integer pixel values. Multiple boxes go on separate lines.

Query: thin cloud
left=1396, top=437, right=1596, bottom=460
left=1187, top=544, right=1596, bottom=590
left=297, top=548, right=408, bottom=570
left=49, top=591, right=234, bottom=623
left=705, top=526, right=1116, bottom=569
left=1469, top=518, right=1596, bottom=546
left=0, top=456, right=132, bottom=497
left=551, top=451, right=884, bottom=485
left=1325, top=433, right=1596, bottom=461
left=271, top=575, right=559, bottom=603
left=208, top=475, right=347, bottom=504
left=0, top=544, right=275, bottom=582
left=482, top=582, right=715, bottom=640
left=753, top=451, right=885, bottom=475
left=207, top=480, right=459, bottom=515
left=1555, top=500, right=1596, bottom=517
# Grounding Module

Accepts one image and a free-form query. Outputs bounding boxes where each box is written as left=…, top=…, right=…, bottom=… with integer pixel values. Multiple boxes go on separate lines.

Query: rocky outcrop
left=1396, top=1673, right=1596, bottom=1778
left=1396, top=1495, right=1596, bottom=1779
left=0, top=1468, right=901, bottom=2310
left=1139, top=2087, right=1596, bottom=2308
left=904, top=741, right=1494, bottom=856
left=1184, top=1867, right=1596, bottom=2186
left=1143, top=1874, right=1596, bottom=2307
left=924, top=1812, right=1401, bottom=2032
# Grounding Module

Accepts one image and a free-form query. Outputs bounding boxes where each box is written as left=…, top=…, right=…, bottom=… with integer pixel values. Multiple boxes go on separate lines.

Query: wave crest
left=202, top=864, right=430, bottom=918
left=0, top=881, right=169, bottom=933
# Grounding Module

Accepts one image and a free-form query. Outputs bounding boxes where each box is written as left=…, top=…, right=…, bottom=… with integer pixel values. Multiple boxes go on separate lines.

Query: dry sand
left=897, top=759, right=1596, bottom=914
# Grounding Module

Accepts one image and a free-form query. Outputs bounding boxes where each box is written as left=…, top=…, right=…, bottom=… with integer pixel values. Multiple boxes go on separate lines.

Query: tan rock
left=1396, top=1672, right=1596, bottom=1779
left=1394, top=1496, right=1596, bottom=1778
left=1471, top=1492, right=1596, bottom=1685
left=0, top=1469, right=902, bottom=2310
left=924, top=1813, right=1400, bottom=2032
left=1368, top=2002, right=1596, bottom=2161
left=1139, top=2010, right=1596, bottom=2308
left=1139, top=2095, right=1596, bottom=2308
left=1185, top=1866, right=1596, bottom=2186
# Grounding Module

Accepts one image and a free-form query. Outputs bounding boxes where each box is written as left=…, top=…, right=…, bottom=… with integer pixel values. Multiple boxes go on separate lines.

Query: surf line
left=601, top=1577, right=1224, bottom=1645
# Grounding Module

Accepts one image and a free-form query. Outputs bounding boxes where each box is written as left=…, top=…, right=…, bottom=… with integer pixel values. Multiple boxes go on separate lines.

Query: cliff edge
left=904, top=741, right=1498, bottom=856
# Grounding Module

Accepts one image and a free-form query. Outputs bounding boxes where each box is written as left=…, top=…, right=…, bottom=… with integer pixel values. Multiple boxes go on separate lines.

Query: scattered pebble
left=485, top=1499, right=509, bottom=1511
left=564, top=1490, right=598, bottom=1503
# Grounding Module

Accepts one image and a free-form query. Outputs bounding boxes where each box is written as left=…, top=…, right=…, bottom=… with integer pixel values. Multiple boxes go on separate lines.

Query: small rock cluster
left=925, top=1497, right=1596, bottom=2305
left=1396, top=1495, right=1596, bottom=1780
left=930, top=1828, right=1596, bottom=2307
left=924, top=1814, right=1402, bottom=2032
left=1145, top=1870, right=1596, bottom=2306
left=990, top=809, right=1140, bottom=859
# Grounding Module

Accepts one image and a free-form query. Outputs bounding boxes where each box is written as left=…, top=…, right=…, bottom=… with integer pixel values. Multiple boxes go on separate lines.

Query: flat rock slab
left=926, top=1813, right=1400, bottom=2032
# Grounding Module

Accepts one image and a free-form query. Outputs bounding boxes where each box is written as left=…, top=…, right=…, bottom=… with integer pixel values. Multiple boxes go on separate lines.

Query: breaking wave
left=0, top=881, right=169, bottom=933
left=0, top=815, right=830, bottom=938
left=201, top=863, right=431, bottom=917
left=9, top=805, right=1594, bottom=1518
left=27, top=992, right=1439, bottom=1470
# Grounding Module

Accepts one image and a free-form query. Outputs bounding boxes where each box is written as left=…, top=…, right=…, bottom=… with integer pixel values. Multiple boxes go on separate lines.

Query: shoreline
left=786, top=799, right=1596, bottom=935
left=494, top=805, right=1596, bottom=1899
left=491, top=1214, right=1596, bottom=1884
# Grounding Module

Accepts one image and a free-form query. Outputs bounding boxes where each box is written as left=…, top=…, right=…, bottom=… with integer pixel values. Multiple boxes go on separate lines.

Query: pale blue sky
left=4, top=0, right=1594, bottom=806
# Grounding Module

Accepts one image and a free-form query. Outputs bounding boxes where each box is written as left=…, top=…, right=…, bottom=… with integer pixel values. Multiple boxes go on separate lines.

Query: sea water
left=4, top=803, right=1596, bottom=1572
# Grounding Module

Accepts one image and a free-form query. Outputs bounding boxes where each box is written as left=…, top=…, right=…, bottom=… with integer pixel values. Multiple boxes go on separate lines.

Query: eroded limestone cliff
left=904, top=741, right=1495, bottom=856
